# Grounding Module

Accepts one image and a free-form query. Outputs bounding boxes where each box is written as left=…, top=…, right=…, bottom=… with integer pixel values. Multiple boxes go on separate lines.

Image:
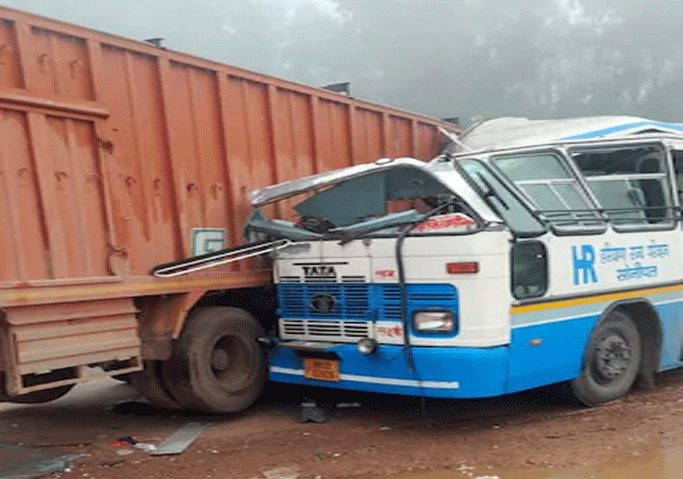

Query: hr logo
left=571, top=244, right=598, bottom=285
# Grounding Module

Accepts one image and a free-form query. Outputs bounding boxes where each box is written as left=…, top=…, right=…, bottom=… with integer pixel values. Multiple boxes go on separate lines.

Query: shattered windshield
left=246, top=165, right=475, bottom=241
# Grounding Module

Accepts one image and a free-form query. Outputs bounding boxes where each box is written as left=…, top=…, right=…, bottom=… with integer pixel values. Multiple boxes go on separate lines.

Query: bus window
left=459, top=159, right=545, bottom=237
left=511, top=241, right=548, bottom=299
left=672, top=150, right=683, bottom=205
left=570, top=145, right=673, bottom=229
left=491, top=152, right=599, bottom=230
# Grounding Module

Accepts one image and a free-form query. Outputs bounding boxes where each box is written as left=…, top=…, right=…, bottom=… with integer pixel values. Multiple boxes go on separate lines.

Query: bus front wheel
left=571, top=309, right=641, bottom=406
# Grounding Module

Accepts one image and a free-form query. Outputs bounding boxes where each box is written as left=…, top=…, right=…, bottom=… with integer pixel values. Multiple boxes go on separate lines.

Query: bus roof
left=458, top=116, right=683, bottom=152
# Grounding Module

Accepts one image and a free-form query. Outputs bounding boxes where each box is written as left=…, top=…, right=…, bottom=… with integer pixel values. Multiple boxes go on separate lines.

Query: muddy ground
left=3, top=370, right=683, bottom=479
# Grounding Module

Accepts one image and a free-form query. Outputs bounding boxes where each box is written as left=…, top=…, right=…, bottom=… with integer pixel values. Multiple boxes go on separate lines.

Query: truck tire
left=161, top=307, right=266, bottom=414
left=128, top=360, right=185, bottom=410
left=571, top=309, right=641, bottom=406
left=112, top=373, right=131, bottom=383
left=5, top=385, right=74, bottom=404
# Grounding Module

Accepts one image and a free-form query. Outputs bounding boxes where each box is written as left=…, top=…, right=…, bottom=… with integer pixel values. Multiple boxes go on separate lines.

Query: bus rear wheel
left=161, top=307, right=266, bottom=414
left=571, top=309, right=641, bottom=406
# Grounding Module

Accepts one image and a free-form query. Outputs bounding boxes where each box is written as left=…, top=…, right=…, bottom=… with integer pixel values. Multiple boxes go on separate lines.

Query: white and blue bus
left=247, top=116, right=683, bottom=405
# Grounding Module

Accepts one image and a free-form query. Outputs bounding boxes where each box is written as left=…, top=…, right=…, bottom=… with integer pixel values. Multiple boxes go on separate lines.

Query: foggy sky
left=4, top=0, right=682, bottom=125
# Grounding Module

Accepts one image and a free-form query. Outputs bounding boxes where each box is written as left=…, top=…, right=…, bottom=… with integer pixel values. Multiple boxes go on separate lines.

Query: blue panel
left=656, top=302, right=683, bottom=370
left=508, top=315, right=599, bottom=393
left=268, top=344, right=508, bottom=398
left=277, top=283, right=459, bottom=334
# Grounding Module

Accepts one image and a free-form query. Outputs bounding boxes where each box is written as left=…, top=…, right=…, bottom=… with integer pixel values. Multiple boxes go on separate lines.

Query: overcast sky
left=4, top=0, right=683, bottom=125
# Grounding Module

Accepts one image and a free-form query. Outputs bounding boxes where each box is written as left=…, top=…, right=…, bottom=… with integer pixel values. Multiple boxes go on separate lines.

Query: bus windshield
left=458, top=158, right=545, bottom=236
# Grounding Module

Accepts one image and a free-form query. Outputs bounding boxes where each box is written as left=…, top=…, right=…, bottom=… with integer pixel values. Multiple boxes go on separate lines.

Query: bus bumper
left=267, top=343, right=509, bottom=398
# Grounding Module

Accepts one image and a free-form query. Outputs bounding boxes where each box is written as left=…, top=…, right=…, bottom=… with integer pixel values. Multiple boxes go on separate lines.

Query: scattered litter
left=262, top=466, right=300, bottom=479
left=314, top=453, right=325, bottom=460
left=0, top=443, right=81, bottom=479
left=379, top=426, right=392, bottom=431
left=100, top=459, right=126, bottom=468
left=149, top=422, right=206, bottom=456
left=132, top=443, right=157, bottom=453
left=301, top=400, right=327, bottom=423
left=29, top=443, right=91, bottom=449
left=332, top=453, right=341, bottom=458
left=335, top=402, right=361, bottom=409
left=114, top=448, right=134, bottom=456
left=108, top=400, right=159, bottom=416
left=474, top=476, right=500, bottom=479
left=109, top=436, right=137, bottom=447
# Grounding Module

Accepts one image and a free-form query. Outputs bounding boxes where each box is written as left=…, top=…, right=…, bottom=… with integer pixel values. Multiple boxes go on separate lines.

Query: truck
left=0, top=6, right=456, bottom=413
left=251, top=116, right=683, bottom=407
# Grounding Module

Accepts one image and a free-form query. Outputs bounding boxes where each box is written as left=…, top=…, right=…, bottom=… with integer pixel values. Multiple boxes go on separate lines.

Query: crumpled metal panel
left=249, top=157, right=428, bottom=207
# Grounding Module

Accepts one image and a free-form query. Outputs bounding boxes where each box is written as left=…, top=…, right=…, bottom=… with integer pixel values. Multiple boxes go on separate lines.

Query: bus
left=246, top=116, right=683, bottom=406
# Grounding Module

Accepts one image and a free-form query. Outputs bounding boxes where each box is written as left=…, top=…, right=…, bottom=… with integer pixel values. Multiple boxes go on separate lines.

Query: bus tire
left=162, top=307, right=266, bottom=414
left=571, top=309, right=641, bottom=406
left=128, top=360, right=185, bottom=410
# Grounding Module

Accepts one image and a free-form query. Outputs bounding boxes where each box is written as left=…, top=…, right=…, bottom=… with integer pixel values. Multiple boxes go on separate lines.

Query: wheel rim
left=592, top=333, right=632, bottom=384
left=209, top=334, right=255, bottom=392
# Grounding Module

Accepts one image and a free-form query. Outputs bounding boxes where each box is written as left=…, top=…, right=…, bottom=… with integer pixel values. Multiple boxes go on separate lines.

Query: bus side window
left=511, top=241, right=548, bottom=299
left=571, top=145, right=673, bottom=227
left=673, top=151, right=683, bottom=204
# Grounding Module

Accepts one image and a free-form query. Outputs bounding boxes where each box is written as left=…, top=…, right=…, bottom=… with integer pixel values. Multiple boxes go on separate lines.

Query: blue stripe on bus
left=559, top=121, right=683, bottom=140
left=268, top=344, right=508, bottom=398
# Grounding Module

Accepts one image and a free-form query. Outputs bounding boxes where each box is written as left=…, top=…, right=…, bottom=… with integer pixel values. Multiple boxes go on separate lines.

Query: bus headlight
left=357, top=338, right=377, bottom=355
left=413, top=311, right=455, bottom=333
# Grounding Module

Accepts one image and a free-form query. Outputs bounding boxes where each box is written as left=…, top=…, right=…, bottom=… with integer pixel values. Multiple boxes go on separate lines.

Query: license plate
left=304, top=358, right=340, bottom=382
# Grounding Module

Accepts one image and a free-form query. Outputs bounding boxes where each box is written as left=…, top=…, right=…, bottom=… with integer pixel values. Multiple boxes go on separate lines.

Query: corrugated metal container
left=0, top=7, right=456, bottom=396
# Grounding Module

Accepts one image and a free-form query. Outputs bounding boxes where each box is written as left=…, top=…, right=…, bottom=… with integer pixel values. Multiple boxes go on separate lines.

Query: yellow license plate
left=304, top=358, right=340, bottom=382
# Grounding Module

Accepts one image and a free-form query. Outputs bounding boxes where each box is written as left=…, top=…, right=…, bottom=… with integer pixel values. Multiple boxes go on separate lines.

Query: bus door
left=666, top=142, right=683, bottom=365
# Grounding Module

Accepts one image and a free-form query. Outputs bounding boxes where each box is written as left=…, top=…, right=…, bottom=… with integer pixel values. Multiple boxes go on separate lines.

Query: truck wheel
left=6, top=385, right=74, bottom=404
left=571, top=309, right=641, bottom=406
left=112, top=373, right=131, bottom=383
left=161, top=307, right=266, bottom=414
left=128, top=360, right=185, bottom=410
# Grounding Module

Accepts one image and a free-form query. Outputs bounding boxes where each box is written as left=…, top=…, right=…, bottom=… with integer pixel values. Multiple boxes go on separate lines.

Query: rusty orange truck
left=0, top=7, right=455, bottom=412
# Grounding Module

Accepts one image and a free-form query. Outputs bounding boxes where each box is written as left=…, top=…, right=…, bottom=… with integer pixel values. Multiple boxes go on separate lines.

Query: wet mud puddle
left=388, top=440, right=683, bottom=479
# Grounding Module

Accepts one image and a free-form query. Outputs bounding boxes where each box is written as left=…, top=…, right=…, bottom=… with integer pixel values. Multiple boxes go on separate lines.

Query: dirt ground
left=3, top=370, right=683, bottom=479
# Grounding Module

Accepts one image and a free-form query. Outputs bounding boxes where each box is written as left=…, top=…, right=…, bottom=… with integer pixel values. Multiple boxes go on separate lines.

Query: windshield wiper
left=476, top=172, right=510, bottom=210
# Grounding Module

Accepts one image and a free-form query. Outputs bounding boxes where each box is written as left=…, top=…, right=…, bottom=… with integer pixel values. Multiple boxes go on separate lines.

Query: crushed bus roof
left=457, top=116, right=683, bottom=152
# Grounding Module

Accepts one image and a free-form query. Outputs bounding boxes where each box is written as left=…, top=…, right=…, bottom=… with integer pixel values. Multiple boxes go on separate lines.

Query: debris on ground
left=301, top=400, right=327, bottom=423
left=109, top=436, right=137, bottom=447
left=132, top=443, right=157, bottom=453
left=149, top=423, right=206, bottom=456
left=262, top=466, right=300, bottom=479
left=100, top=459, right=126, bottom=468
left=28, top=442, right=92, bottom=448
left=335, top=402, right=361, bottom=409
left=0, top=443, right=81, bottom=479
